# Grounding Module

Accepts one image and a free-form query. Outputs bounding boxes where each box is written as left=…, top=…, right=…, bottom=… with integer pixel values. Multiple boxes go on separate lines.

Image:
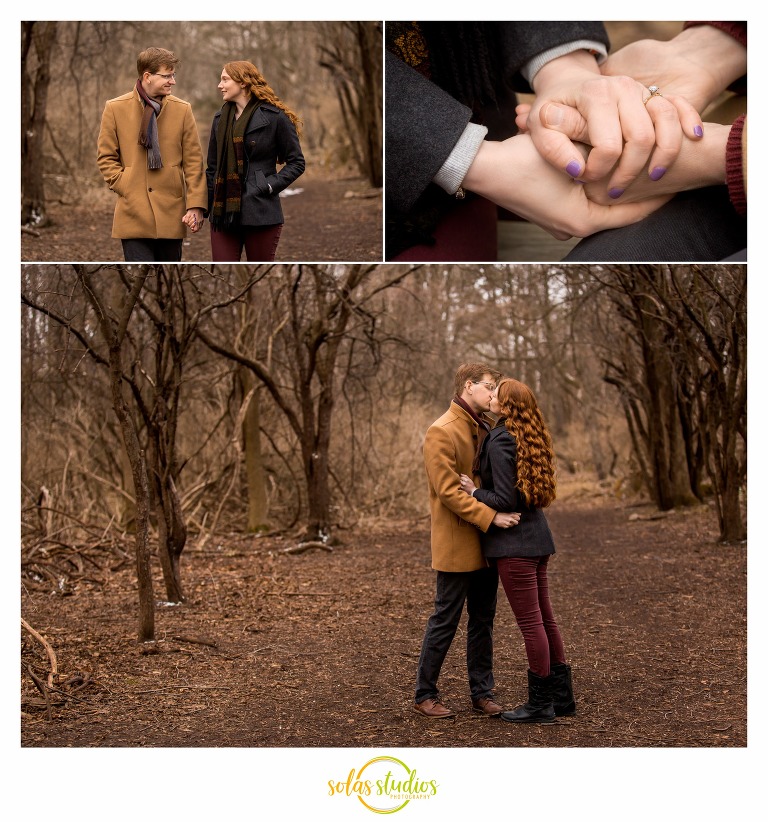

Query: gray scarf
left=136, top=80, right=163, bottom=169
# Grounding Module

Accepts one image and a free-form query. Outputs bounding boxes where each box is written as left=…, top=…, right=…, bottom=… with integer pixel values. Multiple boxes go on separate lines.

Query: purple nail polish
left=565, top=160, right=582, bottom=178
left=608, top=187, right=624, bottom=200
left=650, top=166, right=667, bottom=181
left=694, top=125, right=704, bottom=137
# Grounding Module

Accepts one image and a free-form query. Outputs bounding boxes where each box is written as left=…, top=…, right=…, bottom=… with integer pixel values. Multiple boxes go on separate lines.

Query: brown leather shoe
left=472, top=696, right=504, bottom=716
left=414, top=697, right=457, bottom=718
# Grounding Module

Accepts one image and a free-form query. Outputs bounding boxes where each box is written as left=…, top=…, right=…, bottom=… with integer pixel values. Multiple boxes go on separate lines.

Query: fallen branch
left=21, top=618, right=58, bottom=688
left=171, top=635, right=218, bottom=648
left=24, top=664, right=53, bottom=720
left=280, top=541, right=334, bottom=555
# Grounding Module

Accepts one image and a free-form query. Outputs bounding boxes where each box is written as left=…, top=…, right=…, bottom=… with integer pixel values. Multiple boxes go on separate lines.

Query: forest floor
left=21, top=491, right=747, bottom=750
left=20, top=170, right=382, bottom=264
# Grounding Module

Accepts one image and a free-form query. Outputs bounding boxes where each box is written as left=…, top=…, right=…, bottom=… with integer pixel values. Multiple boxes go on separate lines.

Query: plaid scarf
left=210, top=97, right=261, bottom=229
left=136, top=80, right=163, bottom=170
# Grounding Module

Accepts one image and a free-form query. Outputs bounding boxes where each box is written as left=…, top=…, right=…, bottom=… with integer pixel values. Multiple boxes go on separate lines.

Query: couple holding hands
left=97, top=47, right=305, bottom=263
left=386, top=21, right=746, bottom=262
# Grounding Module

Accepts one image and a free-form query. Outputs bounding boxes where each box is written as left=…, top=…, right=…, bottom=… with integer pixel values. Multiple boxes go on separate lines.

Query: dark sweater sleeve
left=726, top=114, right=747, bottom=216
left=472, top=432, right=520, bottom=513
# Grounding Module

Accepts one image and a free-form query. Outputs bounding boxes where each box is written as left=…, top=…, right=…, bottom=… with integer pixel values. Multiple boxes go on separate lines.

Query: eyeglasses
left=152, top=72, right=176, bottom=80
left=473, top=381, right=497, bottom=391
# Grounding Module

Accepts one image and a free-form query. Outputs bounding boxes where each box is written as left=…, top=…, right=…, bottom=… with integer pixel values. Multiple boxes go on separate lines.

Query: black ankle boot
left=500, top=669, right=555, bottom=724
left=550, top=662, right=576, bottom=716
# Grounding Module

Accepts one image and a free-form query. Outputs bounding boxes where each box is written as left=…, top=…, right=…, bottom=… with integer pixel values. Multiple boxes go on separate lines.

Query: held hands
left=525, top=50, right=701, bottom=196
left=517, top=101, right=729, bottom=205
left=182, top=208, right=205, bottom=233
left=462, top=133, right=671, bottom=241
left=458, top=474, right=521, bottom=530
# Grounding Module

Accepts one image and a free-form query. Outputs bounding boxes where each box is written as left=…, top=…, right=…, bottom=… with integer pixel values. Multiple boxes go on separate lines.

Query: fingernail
left=650, top=166, right=667, bottom=181
left=566, top=160, right=582, bottom=178
left=542, top=102, right=565, bottom=127
left=694, top=125, right=704, bottom=137
left=608, top=187, right=624, bottom=199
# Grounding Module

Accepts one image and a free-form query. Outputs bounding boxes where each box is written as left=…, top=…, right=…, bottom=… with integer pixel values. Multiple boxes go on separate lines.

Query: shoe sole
left=414, top=707, right=456, bottom=718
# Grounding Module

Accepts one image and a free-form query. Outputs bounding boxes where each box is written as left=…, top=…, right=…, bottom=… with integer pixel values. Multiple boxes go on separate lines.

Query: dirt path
left=21, top=173, right=382, bottom=263
left=21, top=497, right=746, bottom=749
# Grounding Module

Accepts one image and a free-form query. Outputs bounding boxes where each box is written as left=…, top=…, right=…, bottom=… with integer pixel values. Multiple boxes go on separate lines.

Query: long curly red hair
left=223, top=61, right=303, bottom=135
left=496, top=378, right=556, bottom=508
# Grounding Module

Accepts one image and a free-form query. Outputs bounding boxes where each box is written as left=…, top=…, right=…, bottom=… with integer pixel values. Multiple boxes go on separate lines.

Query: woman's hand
left=526, top=51, right=697, bottom=196
left=182, top=208, right=205, bottom=233
left=517, top=101, right=730, bottom=205
left=462, top=133, right=671, bottom=241
left=601, top=27, right=747, bottom=115
left=459, top=473, right=476, bottom=495
left=492, top=511, right=521, bottom=529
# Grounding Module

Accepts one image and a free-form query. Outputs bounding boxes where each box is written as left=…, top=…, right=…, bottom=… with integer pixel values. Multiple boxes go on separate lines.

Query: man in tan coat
left=415, top=362, right=520, bottom=718
left=97, top=47, right=207, bottom=262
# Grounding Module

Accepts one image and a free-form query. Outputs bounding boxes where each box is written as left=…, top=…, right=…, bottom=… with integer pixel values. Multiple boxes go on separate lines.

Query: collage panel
left=21, top=263, right=746, bottom=744
left=384, top=21, right=746, bottom=264
left=21, top=21, right=382, bottom=264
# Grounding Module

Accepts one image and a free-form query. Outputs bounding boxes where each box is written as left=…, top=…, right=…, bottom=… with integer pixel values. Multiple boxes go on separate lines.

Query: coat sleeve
left=424, top=426, right=496, bottom=532
left=181, top=105, right=207, bottom=211
left=96, top=102, right=124, bottom=193
left=385, top=49, right=472, bottom=214
left=473, top=432, right=520, bottom=512
left=266, top=113, right=305, bottom=194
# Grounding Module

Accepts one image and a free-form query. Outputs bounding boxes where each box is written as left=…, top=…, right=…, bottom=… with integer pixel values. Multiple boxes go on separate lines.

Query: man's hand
left=527, top=50, right=694, bottom=196
left=182, top=207, right=205, bottom=233
left=462, top=133, right=671, bottom=241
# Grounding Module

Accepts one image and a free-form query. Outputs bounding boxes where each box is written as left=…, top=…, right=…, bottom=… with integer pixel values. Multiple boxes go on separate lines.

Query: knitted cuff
left=725, top=114, right=746, bottom=217
left=521, top=40, right=608, bottom=85
left=432, top=122, right=489, bottom=195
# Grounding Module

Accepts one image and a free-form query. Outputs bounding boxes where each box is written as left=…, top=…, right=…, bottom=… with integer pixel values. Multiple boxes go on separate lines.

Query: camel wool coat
left=97, top=89, right=207, bottom=240
left=423, top=401, right=497, bottom=572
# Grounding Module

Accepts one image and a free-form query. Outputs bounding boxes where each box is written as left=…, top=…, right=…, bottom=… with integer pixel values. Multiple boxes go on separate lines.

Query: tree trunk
left=21, top=22, right=57, bottom=226
left=147, top=435, right=186, bottom=603
left=107, top=345, right=155, bottom=642
left=239, top=370, right=270, bottom=531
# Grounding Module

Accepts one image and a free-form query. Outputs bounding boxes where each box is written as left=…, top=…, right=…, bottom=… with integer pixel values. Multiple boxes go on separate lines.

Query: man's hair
left=453, top=362, right=501, bottom=396
left=137, top=47, right=180, bottom=78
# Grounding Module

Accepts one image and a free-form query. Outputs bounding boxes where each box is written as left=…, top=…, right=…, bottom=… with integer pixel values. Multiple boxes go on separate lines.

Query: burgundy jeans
left=496, top=555, right=566, bottom=678
left=210, top=224, right=283, bottom=262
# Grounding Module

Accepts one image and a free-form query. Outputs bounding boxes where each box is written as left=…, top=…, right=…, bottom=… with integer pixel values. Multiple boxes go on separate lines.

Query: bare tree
left=198, top=265, right=415, bottom=541
left=319, top=22, right=383, bottom=187
left=21, top=22, right=57, bottom=226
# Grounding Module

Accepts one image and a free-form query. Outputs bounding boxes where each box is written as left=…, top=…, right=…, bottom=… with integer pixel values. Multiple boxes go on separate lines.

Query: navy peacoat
left=206, top=102, right=305, bottom=227
left=472, top=423, right=556, bottom=558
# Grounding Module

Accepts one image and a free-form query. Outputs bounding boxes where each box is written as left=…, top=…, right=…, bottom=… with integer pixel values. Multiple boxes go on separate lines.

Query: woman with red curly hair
left=460, top=377, right=575, bottom=724
left=206, top=60, right=305, bottom=261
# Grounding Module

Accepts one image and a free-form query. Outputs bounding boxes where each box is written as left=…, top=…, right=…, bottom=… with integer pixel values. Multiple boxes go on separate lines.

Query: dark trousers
left=497, top=555, right=566, bottom=678
left=121, top=238, right=183, bottom=262
left=415, top=566, right=498, bottom=703
left=211, top=224, right=283, bottom=262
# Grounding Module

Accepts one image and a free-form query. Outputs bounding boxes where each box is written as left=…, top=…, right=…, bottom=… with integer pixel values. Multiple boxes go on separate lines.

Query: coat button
left=148, top=187, right=153, bottom=192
